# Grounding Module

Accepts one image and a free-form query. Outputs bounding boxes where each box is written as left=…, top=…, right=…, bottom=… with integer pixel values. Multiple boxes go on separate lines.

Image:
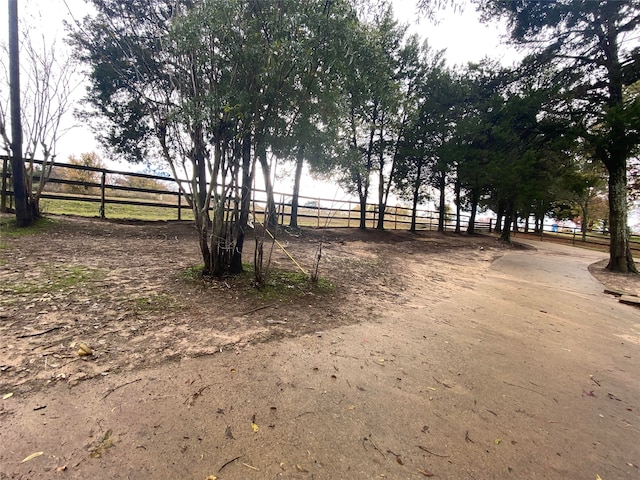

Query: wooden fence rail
left=1, top=156, right=638, bottom=252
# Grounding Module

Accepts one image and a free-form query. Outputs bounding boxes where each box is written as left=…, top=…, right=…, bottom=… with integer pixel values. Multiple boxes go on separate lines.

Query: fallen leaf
left=205, top=476, right=217, bottom=480
left=3, top=392, right=13, bottom=400
left=21, top=451, right=44, bottom=463
left=418, top=468, right=435, bottom=477
left=251, top=422, right=259, bottom=433
left=348, top=405, right=356, bottom=410
left=494, top=438, right=501, bottom=445
left=583, top=390, right=596, bottom=397
left=596, top=475, right=603, bottom=480
left=90, top=430, right=116, bottom=458
left=77, top=343, right=93, bottom=356
left=55, top=465, right=67, bottom=472
left=296, top=464, right=309, bottom=473
left=225, top=426, right=234, bottom=439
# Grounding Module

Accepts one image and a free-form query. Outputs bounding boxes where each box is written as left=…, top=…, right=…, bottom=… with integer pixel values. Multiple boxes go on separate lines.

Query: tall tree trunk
left=606, top=161, right=637, bottom=272
left=258, top=145, right=278, bottom=229
left=466, top=189, right=479, bottom=235
left=495, top=200, right=504, bottom=233
left=376, top=162, right=385, bottom=230
left=437, top=171, right=446, bottom=232
left=500, top=200, right=513, bottom=243
left=410, top=162, right=423, bottom=233
left=231, top=131, right=253, bottom=273
left=454, top=175, right=461, bottom=234
left=9, top=0, right=33, bottom=226
left=289, top=145, right=305, bottom=229
left=601, top=16, right=636, bottom=273
left=580, top=200, right=589, bottom=243
left=190, top=124, right=213, bottom=275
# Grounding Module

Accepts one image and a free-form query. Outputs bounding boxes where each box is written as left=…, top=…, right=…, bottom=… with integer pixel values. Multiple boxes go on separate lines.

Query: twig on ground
left=17, top=326, right=63, bottom=338
left=432, top=376, right=453, bottom=388
left=218, top=455, right=242, bottom=473
left=502, top=381, right=543, bottom=395
left=101, top=378, right=142, bottom=400
left=240, top=303, right=278, bottom=316
left=417, top=445, right=450, bottom=458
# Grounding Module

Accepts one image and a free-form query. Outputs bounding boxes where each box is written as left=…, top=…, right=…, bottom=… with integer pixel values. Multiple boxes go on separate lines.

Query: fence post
left=347, top=201, right=351, bottom=228
left=177, top=191, right=182, bottom=221
left=394, top=205, right=398, bottom=230
left=100, top=171, right=106, bottom=219
left=489, top=218, right=492, bottom=233
left=317, top=198, right=320, bottom=228
left=572, top=228, right=576, bottom=245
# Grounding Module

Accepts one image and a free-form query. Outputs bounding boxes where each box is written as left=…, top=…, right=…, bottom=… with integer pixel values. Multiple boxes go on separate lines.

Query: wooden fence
left=2, top=156, right=638, bottom=252
left=0, top=156, right=484, bottom=232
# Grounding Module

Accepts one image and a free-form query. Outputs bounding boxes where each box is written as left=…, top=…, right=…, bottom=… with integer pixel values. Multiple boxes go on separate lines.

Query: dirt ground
left=1, top=214, right=639, bottom=479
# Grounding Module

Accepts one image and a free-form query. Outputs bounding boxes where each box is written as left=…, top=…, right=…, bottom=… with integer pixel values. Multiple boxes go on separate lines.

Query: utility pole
left=8, top=0, right=33, bottom=226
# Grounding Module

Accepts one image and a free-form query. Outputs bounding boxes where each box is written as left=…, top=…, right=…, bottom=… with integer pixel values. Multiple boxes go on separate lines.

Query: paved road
left=2, top=240, right=639, bottom=479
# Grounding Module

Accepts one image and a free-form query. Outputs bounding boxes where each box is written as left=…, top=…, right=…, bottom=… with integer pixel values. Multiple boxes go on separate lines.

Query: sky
left=1, top=0, right=519, bottom=209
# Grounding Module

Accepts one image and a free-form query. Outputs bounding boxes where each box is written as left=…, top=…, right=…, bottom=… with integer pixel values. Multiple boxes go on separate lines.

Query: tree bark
left=437, top=171, right=446, bottom=232
left=289, top=145, right=305, bottom=229
left=410, top=161, right=423, bottom=233
left=500, top=200, right=513, bottom=243
left=606, top=162, right=637, bottom=272
left=454, top=175, right=461, bottom=234
left=231, top=131, right=253, bottom=273
left=466, top=189, right=479, bottom=235
left=257, top=144, right=278, bottom=229
left=9, top=0, right=33, bottom=227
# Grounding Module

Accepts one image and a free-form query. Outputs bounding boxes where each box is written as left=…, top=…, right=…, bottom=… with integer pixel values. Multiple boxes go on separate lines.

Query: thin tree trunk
left=437, top=171, right=446, bottom=233
left=500, top=200, right=513, bottom=243
left=289, top=145, right=305, bottom=229
left=454, top=175, right=461, bottom=234
left=466, top=189, right=478, bottom=235
left=231, top=131, right=253, bottom=273
left=9, top=0, right=32, bottom=226
left=258, top=145, right=278, bottom=229
left=410, top=162, right=423, bottom=233
left=495, top=200, right=504, bottom=233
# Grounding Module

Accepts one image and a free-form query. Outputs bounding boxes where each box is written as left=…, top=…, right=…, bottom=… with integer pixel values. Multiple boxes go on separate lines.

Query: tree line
left=4, top=0, right=639, bottom=276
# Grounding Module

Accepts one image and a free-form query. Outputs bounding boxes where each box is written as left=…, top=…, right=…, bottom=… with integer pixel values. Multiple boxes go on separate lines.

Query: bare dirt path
left=1, top=217, right=639, bottom=479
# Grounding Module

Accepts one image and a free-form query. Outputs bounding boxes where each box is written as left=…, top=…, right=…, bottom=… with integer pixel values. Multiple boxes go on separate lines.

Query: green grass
left=181, top=261, right=334, bottom=302
left=39, top=198, right=194, bottom=221
left=129, top=293, right=177, bottom=313
left=1, top=264, right=106, bottom=295
left=0, top=215, right=59, bottom=238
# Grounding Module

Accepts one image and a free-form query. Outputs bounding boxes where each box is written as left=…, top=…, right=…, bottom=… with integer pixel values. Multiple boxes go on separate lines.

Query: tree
left=332, top=5, right=408, bottom=230
left=1, top=7, right=78, bottom=220
left=73, top=0, right=354, bottom=277
left=477, top=0, right=640, bottom=271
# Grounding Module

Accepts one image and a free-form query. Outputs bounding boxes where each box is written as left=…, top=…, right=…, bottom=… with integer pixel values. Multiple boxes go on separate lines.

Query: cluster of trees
left=5, top=0, right=636, bottom=275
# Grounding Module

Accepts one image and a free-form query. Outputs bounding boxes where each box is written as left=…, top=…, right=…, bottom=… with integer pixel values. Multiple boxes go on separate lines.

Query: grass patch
left=39, top=198, right=194, bottom=221
left=180, top=262, right=333, bottom=302
left=0, top=215, right=59, bottom=238
left=1, top=264, right=106, bottom=295
left=129, top=293, right=177, bottom=313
